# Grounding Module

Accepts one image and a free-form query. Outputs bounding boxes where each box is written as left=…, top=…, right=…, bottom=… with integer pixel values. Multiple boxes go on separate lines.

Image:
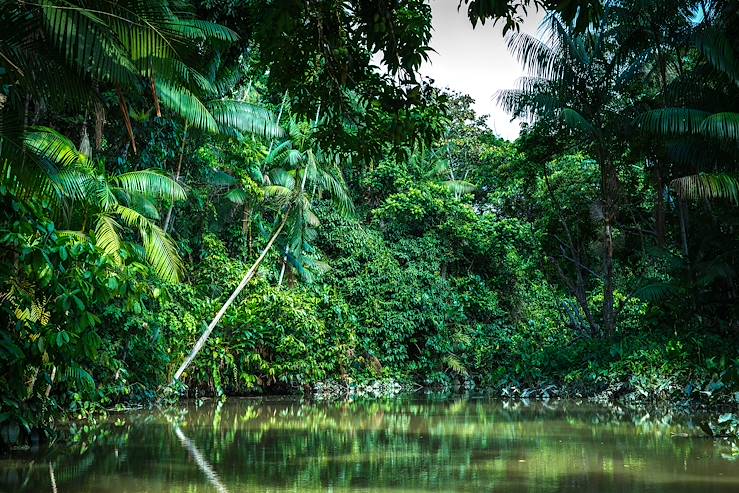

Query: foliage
left=2, top=0, right=739, bottom=448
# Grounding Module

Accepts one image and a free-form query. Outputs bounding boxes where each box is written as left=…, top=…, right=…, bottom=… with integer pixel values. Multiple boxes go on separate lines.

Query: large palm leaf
left=671, top=173, right=739, bottom=204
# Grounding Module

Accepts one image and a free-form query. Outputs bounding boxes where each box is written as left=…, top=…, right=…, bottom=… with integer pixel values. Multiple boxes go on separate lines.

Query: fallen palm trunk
left=172, top=213, right=289, bottom=383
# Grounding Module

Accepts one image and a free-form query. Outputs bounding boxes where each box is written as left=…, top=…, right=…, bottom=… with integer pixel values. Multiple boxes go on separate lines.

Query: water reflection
left=1, top=397, right=737, bottom=492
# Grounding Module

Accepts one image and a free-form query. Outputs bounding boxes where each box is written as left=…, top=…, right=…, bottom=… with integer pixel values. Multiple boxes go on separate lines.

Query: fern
left=63, top=365, right=95, bottom=391
left=444, top=355, right=469, bottom=376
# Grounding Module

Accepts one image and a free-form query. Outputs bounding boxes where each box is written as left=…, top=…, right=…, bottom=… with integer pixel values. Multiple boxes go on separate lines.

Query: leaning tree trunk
left=172, top=213, right=289, bottom=383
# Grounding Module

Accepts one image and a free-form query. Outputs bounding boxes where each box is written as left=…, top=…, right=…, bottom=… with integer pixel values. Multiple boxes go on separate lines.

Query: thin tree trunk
left=277, top=246, right=290, bottom=286
left=241, top=205, right=251, bottom=235
left=172, top=212, right=290, bottom=383
left=601, top=157, right=618, bottom=337
left=602, top=217, right=616, bottom=337
left=654, top=160, right=665, bottom=247
left=44, top=366, right=56, bottom=398
left=679, top=198, right=689, bottom=257
left=163, top=121, right=188, bottom=233
left=543, top=169, right=599, bottom=335
left=277, top=156, right=309, bottom=286
left=116, top=85, right=137, bottom=154
left=151, top=77, right=161, bottom=117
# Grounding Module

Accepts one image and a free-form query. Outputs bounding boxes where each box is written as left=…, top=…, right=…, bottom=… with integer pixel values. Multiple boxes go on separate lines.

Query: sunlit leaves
left=141, top=222, right=183, bottom=283
left=209, top=101, right=283, bottom=139
left=95, top=214, right=123, bottom=265
left=156, top=81, right=218, bottom=132
left=112, top=170, right=186, bottom=202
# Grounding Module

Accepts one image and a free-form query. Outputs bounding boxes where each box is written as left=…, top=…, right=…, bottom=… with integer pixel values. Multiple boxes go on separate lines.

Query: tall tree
left=498, top=10, right=647, bottom=335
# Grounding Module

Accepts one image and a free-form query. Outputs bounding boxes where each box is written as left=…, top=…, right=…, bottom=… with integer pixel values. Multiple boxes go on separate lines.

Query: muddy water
left=1, top=397, right=737, bottom=492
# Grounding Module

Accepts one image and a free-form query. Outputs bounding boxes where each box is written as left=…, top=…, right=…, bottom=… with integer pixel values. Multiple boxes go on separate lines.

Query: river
left=1, top=396, right=737, bottom=492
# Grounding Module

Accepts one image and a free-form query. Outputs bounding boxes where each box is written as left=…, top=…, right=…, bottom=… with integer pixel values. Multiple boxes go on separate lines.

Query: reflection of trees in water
left=1, top=398, right=735, bottom=492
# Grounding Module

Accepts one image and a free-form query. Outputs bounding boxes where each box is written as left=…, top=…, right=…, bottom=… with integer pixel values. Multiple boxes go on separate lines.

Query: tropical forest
left=1, top=0, right=738, bottom=491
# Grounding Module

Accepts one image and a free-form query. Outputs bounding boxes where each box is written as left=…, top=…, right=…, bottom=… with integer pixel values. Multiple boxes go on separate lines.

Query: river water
left=1, top=396, right=737, bottom=492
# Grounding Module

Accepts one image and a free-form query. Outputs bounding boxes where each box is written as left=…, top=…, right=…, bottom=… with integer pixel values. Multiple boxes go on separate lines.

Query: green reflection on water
left=1, top=397, right=737, bottom=493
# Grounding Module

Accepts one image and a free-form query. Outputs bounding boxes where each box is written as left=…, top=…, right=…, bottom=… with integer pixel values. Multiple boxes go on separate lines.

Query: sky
left=419, top=0, right=544, bottom=141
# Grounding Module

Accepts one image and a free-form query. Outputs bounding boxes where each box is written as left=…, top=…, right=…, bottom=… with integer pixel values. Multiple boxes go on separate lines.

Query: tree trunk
left=172, top=213, right=289, bottom=383
left=277, top=245, right=290, bottom=286
left=602, top=217, right=616, bottom=337
left=601, top=156, right=618, bottom=338
left=116, top=85, right=137, bottom=154
left=241, top=205, right=251, bottom=235
left=654, top=160, right=665, bottom=247
left=163, top=121, right=188, bottom=233
left=678, top=198, right=689, bottom=257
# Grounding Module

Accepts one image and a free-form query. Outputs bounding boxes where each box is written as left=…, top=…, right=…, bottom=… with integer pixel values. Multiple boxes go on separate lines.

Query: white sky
left=420, top=0, right=544, bottom=141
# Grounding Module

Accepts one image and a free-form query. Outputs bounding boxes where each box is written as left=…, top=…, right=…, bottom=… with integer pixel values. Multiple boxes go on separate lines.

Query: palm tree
left=0, top=0, right=279, bottom=198
left=26, top=128, right=186, bottom=282
left=263, top=120, right=353, bottom=285
left=497, top=9, right=647, bottom=336
left=172, top=118, right=354, bottom=382
left=634, top=1, right=739, bottom=205
left=409, top=146, right=476, bottom=199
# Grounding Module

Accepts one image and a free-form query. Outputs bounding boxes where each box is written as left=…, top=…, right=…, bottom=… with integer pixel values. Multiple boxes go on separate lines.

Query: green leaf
left=112, top=169, right=186, bottom=201
left=107, top=277, right=119, bottom=291
left=671, top=174, right=739, bottom=205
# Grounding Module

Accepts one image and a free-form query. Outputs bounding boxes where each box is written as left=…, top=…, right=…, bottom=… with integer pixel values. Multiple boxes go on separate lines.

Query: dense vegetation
left=1, top=0, right=738, bottom=445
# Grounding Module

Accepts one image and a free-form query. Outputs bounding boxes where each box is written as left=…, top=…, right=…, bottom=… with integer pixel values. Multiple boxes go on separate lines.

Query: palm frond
left=94, top=214, right=123, bottom=264
left=112, top=169, right=186, bottom=201
left=156, top=80, right=218, bottom=132
left=699, top=112, right=739, bottom=141
left=269, top=168, right=296, bottom=190
left=441, top=180, right=477, bottom=195
left=634, top=282, right=678, bottom=302
left=561, top=108, right=598, bottom=137
left=62, top=364, right=95, bottom=392
left=96, top=178, right=119, bottom=211
left=225, top=188, right=248, bottom=204
left=444, top=354, right=468, bottom=376
left=54, top=168, right=95, bottom=202
left=262, top=185, right=294, bottom=208
left=115, top=204, right=149, bottom=230
left=506, top=32, right=561, bottom=81
left=671, top=173, right=739, bottom=204
left=40, top=3, right=139, bottom=86
left=693, top=28, right=739, bottom=85
left=634, top=108, right=711, bottom=135
left=24, top=127, right=86, bottom=168
left=207, top=100, right=282, bottom=139
left=168, top=19, right=239, bottom=42
left=141, top=222, right=183, bottom=283
left=317, top=168, right=354, bottom=215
